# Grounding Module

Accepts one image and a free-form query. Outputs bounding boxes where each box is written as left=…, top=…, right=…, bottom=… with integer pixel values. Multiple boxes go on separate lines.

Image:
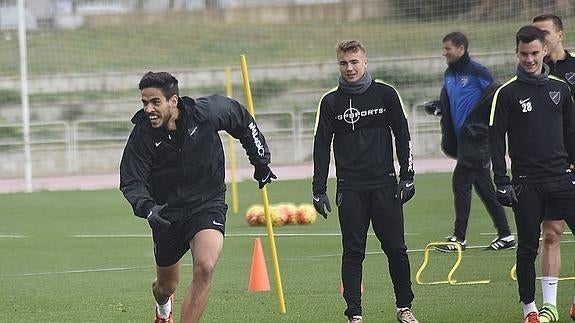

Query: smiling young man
left=489, top=26, right=575, bottom=323
left=312, top=40, right=418, bottom=323
left=532, top=14, right=575, bottom=322
left=120, top=71, right=276, bottom=323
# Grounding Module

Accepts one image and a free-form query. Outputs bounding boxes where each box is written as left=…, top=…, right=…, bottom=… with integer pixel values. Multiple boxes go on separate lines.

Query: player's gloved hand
left=254, top=165, right=277, bottom=189
left=147, top=204, right=171, bottom=231
left=423, top=100, right=442, bottom=116
left=312, top=194, right=331, bottom=219
left=396, top=180, right=416, bottom=204
left=496, top=184, right=517, bottom=207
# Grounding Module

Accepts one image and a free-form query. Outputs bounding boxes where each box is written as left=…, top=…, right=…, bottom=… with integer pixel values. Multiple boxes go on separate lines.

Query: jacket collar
left=447, top=52, right=470, bottom=73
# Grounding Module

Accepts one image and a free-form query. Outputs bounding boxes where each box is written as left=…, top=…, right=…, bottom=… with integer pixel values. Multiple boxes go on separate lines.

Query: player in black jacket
left=532, top=14, right=575, bottom=322
left=120, top=72, right=275, bottom=323
left=312, top=40, right=418, bottom=323
left=489, top=26, right=575, bottom=323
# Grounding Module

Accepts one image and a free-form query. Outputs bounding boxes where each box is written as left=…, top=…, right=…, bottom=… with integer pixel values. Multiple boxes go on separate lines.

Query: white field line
left=480, top=231, right=573, bottom=235
left=1, top=266, right=152, bottom=278
left=71, top=232, right=420, bottom=238
left=0, top=235, right=26, bottom=238
left=4, top=233, right=573, bottom=278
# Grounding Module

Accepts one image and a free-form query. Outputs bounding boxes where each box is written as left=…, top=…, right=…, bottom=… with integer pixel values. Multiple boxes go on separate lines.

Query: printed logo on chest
left=335, top=99, right=385, bottom=131
left=519, top=97, right=532, bottom=113
left=549, top=91, right=560, bottom=105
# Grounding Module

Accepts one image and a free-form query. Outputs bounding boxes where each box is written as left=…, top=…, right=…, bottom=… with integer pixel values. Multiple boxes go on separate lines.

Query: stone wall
left=84, top=0, right=392, bottom=26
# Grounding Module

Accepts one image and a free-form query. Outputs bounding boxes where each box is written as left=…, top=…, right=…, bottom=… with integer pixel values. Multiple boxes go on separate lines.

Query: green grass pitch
left=0, top=173, right=574, bottom=322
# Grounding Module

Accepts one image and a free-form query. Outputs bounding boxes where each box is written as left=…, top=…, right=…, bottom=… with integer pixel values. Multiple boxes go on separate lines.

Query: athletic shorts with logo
left=514, top=176, right=575, bottom=235
left=152, top=193, right=227, bottom=267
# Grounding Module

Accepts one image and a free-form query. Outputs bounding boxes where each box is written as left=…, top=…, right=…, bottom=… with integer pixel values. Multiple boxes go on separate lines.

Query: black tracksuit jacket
left=120, top=95, right=270, bottom=218
left=489, top=68, right=575, bottom=186
left=548, top=50, right=575, bottom=94
left=312, top=80, right=414, bottom=195
left=440, top=83, right=500, bottom=169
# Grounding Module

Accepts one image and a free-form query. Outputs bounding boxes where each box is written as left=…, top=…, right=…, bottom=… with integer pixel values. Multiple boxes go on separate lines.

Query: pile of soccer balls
left=245, top=203, right=317, bottom=226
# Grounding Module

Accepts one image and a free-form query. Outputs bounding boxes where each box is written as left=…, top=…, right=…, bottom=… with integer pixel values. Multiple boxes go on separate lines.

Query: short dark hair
left=442, top=32, right=468, bottom=52
left=516, top=25, right=546, bottom=51
left=532, top=14, right=563, bottom=31
left=138, top=71, right=179, bottom=99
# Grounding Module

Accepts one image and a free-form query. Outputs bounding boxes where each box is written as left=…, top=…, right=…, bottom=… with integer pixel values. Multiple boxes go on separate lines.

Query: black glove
left=146, top=204, right=171, bottom=231
left=313, top=194, right=331, bottom=219
left=254, top=165, right=277, bottom=189
left=396, top=180, right=416, bottom=204
left=423, top=100, right=442, bottom=116
left=496, top=184, right=517, bottom=207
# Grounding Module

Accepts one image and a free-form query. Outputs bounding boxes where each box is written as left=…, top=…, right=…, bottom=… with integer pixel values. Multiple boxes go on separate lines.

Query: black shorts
left=152, top=194, right=227, bottom=267
left=513, top=177, right=575, bottom=234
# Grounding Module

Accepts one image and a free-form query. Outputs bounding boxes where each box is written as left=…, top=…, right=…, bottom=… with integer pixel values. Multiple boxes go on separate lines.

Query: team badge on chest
left=549, top=91, right=560, bottom=105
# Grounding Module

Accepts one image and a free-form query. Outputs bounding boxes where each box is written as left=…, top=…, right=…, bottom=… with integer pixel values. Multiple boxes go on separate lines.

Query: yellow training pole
left=225, top=66, right=239, bottom=214
left=239, top=54, right=286, bottom=314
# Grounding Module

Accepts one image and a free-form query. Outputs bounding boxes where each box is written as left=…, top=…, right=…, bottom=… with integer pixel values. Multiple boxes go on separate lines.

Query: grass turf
left=0, top=173, right=574, bottom=322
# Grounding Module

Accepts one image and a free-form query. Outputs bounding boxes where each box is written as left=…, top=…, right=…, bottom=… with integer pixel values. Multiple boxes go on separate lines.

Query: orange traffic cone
left=339, top=280, right=364, bottom=294
left=248, top=238, right=270, bottom=292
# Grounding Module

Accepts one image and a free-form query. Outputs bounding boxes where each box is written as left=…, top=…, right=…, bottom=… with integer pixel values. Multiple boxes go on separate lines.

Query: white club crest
left=549, top=91, right=560, bottom=105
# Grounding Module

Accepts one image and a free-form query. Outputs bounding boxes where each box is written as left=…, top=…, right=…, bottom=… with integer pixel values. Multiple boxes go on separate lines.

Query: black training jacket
left=312, top=80, right=414, bottom=194
left=440, top=83, right=500, bottom=169
left=489, top=72, right=575, bottom=185
left=120, top=95, right=270, bottom=218
left=548, top=50, right=575, bottom=95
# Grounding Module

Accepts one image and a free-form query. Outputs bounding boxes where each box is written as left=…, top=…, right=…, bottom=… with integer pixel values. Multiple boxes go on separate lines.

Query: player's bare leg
left=539, top=220, right=564, bottom=322
left=541, top=220, right=564, bottom=278
left=153, top=262, right=180, bottom=321
left=180, top=229, right=224, bottom=323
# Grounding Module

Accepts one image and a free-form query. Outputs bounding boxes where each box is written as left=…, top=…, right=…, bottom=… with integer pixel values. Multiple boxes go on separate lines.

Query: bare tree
left=72, top=0, right=79, bottom=14
left=205, top=0, right=220, bottom=9
left=136, top=0, right=146, bottom=11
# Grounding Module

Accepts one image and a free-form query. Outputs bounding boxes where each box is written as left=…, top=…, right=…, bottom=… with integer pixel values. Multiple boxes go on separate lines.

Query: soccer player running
left=120, top=71, right=276, bottom=323
left=429, top=32, right=515, bottom=253
left=312, top=40, right=418, bottom=323
left=489, top=26, right=575, bottom=323
left=532, top=14, right=575, bottom=322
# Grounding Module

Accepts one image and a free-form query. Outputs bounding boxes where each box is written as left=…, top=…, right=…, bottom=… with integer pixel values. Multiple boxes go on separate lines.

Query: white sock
left=523, top=301, right=537, bottom=317
left=541, top=276, right=558, bottom=305
left=156, top=297, right=172, bottom=319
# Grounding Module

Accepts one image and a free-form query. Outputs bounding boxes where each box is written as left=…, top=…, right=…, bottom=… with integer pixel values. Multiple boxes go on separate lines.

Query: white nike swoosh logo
left=519, top=98, right=530, bottom=104
left=405, top=182, right=414, bottom=187
left=313, top=197, right=320, bottom=202
left=262, top=173, right=270, bottom=182
left=212, top=220, right=224, bottom=226
left=497, top=189, right=506, bottom=194
left=155, top=141, right=162, bottom=147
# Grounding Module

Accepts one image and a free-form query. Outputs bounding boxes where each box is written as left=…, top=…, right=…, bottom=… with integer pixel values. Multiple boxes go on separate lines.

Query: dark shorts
left=152, top=194, right=227, bottom=267
left=514, top=177, right=575, bottom=229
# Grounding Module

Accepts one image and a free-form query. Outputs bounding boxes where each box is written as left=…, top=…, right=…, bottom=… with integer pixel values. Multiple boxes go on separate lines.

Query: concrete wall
left=82, top=0, right=391, bottom=26
left=0, top=52, right=515, bottom=94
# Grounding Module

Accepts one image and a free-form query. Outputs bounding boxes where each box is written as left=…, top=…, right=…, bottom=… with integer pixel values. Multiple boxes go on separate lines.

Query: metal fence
left=0, top=105, right=442, bottom=179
